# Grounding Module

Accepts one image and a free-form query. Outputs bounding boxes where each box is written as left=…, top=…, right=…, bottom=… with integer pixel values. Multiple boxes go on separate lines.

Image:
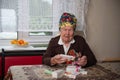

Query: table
left=4, top=64, right=120, bottom=80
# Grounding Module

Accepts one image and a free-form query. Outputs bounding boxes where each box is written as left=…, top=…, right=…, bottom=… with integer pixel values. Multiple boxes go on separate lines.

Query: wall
left=86, top=0, right=120, bottom=61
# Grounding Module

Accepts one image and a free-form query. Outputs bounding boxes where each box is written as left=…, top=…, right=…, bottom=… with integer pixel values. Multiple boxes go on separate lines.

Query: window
left=0, top=9, right=17, bottom=39
left=0, top=0, right=18, bottom=46
left=0, top=0, right=53, bottom=46
left=29, top=0, right=53, bottom=36
left=18, top=0, right=53, bottom=46
left=0, top=0, right=89, bottom=46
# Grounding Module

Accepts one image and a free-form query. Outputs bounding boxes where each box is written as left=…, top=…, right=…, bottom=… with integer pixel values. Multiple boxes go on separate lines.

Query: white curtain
left=18, top=0, right=89, bottom=36
left=0, top=0, right=17, bottom=32
left=0, top=0, right=89, bottom=32
left=53, top=0, right=89, bottom=35
left=18, top=0, right=29, bottom=31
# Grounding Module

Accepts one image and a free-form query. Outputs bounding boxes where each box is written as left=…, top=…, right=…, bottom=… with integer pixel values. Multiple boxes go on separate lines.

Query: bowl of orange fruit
left=10, top=39, right=29, bottom=48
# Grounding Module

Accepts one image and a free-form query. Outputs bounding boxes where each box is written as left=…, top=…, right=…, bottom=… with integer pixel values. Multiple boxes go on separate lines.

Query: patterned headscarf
left=59, top=12, right=77, bottom=30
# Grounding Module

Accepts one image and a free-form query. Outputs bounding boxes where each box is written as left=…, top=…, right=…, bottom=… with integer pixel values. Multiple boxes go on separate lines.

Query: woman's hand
left=76, top=56, right=87, bottom=66
left=51, top=54, right=67, bottom=65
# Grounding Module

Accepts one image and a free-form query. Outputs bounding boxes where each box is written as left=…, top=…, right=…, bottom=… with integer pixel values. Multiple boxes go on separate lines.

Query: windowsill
left=0, top=45, right=47, bottom=52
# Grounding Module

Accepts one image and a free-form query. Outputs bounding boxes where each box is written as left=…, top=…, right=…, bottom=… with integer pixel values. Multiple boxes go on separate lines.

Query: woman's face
left=60, top=26, right=74, bottom=44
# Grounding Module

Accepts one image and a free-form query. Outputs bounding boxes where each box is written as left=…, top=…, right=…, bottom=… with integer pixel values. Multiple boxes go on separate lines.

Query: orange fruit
left=11, top=39, right=28, bottom=46
left=11, top=40, right=18, bottom=44
left=18, top=39, right=25, bottom=45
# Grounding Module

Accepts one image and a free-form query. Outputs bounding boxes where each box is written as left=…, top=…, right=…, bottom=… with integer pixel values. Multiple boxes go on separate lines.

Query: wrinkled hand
left=51, top=54, right=67, bottom=65
left=76, top=56, right=87, bottom=66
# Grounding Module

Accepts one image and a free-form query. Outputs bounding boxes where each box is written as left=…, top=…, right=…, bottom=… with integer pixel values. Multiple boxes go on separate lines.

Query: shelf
left=0, top=46, right=47, bottom=52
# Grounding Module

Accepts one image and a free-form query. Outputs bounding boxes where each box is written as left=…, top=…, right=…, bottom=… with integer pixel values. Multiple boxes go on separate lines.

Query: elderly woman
left=42, top=12, right=97, bottom=67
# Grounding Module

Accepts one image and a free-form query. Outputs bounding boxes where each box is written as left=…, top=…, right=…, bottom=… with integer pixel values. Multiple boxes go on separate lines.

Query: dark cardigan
left=42, top=35, right=97, bottom=67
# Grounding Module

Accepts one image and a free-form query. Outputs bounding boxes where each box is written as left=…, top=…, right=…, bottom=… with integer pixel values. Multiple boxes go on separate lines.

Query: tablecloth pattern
left=4, top=64, right=120, bottom=80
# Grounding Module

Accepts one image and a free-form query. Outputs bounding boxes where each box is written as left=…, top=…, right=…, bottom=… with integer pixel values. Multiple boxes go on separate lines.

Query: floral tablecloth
left=4, top=64, right=120, bottom=80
